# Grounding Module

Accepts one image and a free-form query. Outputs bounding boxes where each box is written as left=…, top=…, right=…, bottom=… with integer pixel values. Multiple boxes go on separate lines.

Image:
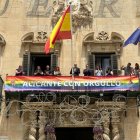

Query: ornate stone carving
left=72, top=2, right=93, bottom=32
left=3, top=93, right=126, bottom=139
left=36, top=31, right=48, bottom=42
left=51, top=1, right=93, bottom=32
left=96, top=31, right=109, bottom=40
left=44, top=124, right=56, bottom=140
left=93, top=126, right=104, bottom=140
left=51, top=2, right=65, bottom=27
left=23, top=126, right=30, bottom=140
left=111, top=112, right=120, bottom=140
left=102, top=111, right=110, bottom=140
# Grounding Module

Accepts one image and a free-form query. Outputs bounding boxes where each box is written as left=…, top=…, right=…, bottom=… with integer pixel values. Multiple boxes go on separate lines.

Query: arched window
left=83, top=31, right=124, bottom=75
left=21, top=32, right=62, bottom=75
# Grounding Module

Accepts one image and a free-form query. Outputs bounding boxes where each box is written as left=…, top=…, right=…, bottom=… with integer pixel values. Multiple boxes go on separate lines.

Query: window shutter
left=23, top=53, right=30, bottom=76
left=51, top=54, right=58, bottom=71
left=88, top=54, right=95, bottom=75
left=111, top=54, right=118, bottom=75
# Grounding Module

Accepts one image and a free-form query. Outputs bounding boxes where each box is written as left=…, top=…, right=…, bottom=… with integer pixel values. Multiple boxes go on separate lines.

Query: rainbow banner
left=4, top=76, right=140, bottom=92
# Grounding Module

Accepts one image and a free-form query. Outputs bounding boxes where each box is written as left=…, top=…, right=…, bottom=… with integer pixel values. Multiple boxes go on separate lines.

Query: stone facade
left=0, top=0, right=140, bottom=140
left=0, top=0, right=140, bottom=77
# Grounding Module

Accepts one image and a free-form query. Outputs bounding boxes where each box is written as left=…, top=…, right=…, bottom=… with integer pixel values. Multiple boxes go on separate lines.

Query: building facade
left=0, top=0, right=140, bottom=140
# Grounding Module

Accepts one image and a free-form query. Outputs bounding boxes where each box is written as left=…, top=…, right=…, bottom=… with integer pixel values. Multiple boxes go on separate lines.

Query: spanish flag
left=45, top=6, right=72, bottom=54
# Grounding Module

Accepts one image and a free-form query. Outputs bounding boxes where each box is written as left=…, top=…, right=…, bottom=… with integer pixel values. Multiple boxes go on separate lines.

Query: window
left=23, top=53, right=58, bottom=76
left=88, top=53, right=118, bottom=75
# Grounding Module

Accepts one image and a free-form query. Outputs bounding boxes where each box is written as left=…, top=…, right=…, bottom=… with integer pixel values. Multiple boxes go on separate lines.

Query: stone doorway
left=55, top=127, right=93, bottom=140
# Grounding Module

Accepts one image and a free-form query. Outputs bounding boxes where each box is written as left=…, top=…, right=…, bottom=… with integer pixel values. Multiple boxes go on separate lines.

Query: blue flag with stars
left=123, top=28, right=140, bottom=47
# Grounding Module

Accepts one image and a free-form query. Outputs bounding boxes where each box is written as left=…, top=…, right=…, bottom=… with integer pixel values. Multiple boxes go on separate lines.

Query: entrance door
left=55, top=127, right=93, bottom=140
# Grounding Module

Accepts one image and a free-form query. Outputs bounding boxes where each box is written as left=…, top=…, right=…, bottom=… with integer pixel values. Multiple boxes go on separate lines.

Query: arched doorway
left=21, top=32, right=62, bottom=75
left=83, top=31, right=124, bottom=75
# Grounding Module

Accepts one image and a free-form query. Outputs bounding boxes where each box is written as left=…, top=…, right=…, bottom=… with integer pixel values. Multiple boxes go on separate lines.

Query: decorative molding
left=93, top=126, right=104, bottom=140
left=36, top=31, right=48, bottom=42
left=51, top=2, right=93, bottom=32
left=20, top=93, right=126, bottom=128
left=83, top=31, right=123, bottom=56
left=3, top=94, right=126, bottom=139
left=96, top=31, right=109, bottom=41
left=21, top=32, right=62, bottom=53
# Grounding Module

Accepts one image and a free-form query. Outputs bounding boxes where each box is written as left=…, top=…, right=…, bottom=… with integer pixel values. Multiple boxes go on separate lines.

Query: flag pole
left=69, top=3, right=74, bottom=90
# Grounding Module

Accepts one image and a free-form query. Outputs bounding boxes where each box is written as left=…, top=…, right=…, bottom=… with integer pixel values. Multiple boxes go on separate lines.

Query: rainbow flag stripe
left=4, top=76, right=140, bottom=92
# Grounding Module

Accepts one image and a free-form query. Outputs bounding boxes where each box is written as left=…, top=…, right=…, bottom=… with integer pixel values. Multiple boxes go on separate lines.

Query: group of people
left=121, top=62, right=140, bottom=77
left=34, top=65, right=61, bottom=76
left=83, top=65, right=113, bottom=76
left=15, top=64, right=114, bottom=77
left=70, top=64, right=102, bottom=76
left=15, top=62, right=140, bottom=77
left=15, top=65, right=61, bottom=76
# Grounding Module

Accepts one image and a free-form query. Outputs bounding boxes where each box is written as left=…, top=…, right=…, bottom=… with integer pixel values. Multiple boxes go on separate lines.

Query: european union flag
left=123, top=28, right=140, bottom=47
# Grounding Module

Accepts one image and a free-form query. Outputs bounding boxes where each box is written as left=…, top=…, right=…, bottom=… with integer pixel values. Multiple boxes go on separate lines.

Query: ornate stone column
left=95, top=101, right=126, bottom=140
left=28, top=112, right=37, bottom=140
left=103, top=115, right=110, bottom=140
left=93, top=126, right=104, bottom=140
left=44, top=124, right=56, bottom=140
left=38, top=111, right=46, bottom=140
left=23, top=125, right=30, bottom=140
left=111, top=111, right=120, bottom=140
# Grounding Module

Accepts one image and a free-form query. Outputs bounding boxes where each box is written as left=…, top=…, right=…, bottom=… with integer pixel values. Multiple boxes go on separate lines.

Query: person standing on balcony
left=70, top=64, right=80, bottom=76
left=53, top=66, right=61, bottom=76
left=106, top=67, right=113, bottom=76
left=124, top=63, right=133, bottom=76
left=83, top=64, right=92, bottom=76
left=134, top=63, right=140, bottom=77
left=44, top=65, right=52, bottom=76
left=95, top=66, right=103, bottom=76
left=15, top=65, right=24, bottom=76
left=34, top=66, right=44, bottom=76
